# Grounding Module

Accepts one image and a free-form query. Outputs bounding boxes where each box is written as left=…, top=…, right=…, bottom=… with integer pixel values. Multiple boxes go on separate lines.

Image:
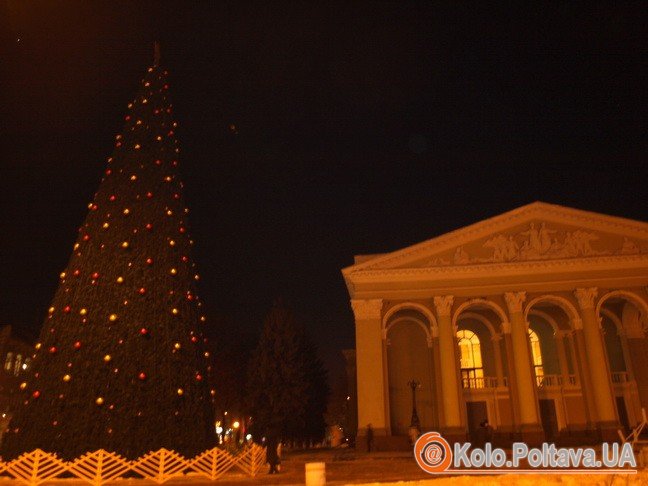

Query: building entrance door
left=539, top=399, right=558, bottom=440
left=616, top=396, right=630, bottom=434
left=466, top=401, right=488, bottom=444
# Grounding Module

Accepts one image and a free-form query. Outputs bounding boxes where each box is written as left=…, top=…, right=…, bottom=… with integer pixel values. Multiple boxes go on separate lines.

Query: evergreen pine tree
left=246, top=301, right=308, bottom=441
left=1, top=56, right=214, bottom=459
left=299, top=337, right=329, bottom=444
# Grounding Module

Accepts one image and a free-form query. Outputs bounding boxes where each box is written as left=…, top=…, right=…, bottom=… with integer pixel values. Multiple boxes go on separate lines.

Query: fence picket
left=0, top=444, right=268, bottom=483
left=6, top=449, right=67, bottom=486
left=234, top=444, right=266, bottom=477
left=67, top=449, right=131, bottom=486
left=131, top=448, right=188, bottom=483
left=188, top=447, right=236, bottom=480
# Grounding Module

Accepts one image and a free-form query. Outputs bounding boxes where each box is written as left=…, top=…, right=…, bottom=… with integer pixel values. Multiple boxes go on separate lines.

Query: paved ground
left=0, top=448, right=642, bottom=485
left=161, top=448, right=645, bottom=486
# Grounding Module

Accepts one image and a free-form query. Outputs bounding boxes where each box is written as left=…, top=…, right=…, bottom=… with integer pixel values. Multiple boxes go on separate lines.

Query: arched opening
left=457, top=329, right=483, bottom=387
left=525, top=296, right=581, bottom=437
left=597, top=291, right=648, bottom=428
left=600, top=314, right=625, bottom=373
left=385, top=309, right=435, bottom=435
left=454, top=306, right=504, bottom=440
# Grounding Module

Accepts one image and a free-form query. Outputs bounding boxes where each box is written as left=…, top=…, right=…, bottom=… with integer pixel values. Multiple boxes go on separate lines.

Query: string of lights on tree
left=2, top=61, right=215, bottom=460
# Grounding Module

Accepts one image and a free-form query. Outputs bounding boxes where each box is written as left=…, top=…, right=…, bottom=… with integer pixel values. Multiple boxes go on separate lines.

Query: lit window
left=4, top=353, right=13, bottom=372
left=457, top=330, right=484, bottom=387
left=528, top=329, right=543, bottom=378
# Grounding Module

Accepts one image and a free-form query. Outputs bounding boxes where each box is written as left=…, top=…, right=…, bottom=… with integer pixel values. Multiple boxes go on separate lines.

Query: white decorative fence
left=0, top=444, right=266, bottom=485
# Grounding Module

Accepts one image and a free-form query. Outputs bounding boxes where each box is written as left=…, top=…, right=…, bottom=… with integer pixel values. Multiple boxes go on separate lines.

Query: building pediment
left=345, top=202, right=648, bottom=274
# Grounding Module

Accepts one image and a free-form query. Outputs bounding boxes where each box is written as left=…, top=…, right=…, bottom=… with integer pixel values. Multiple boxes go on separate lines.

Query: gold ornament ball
left=96, top=397, right=104, bottom=406
left=116, top=276, right=124, bottom=284
left=171, top=308, right=179, bottom=315
left=174, top=343, right=181, bottom=350
left=170, top=268, right=177, bottom=275
left=177, top=388, right=184, bottom=396
left=104, top=354, right=112, bottom=362
left=121, top=241, right=129, bottom=248
left=79, top=308, right=87, bottom=316
left=109, top=314, right=118, bottom=322
left=19, top=382, right=27, bottom=390
left=63, top=374, right=71, bottom=382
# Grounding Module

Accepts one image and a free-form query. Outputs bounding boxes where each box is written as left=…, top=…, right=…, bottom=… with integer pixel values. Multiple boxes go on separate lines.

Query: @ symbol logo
left=414, top=431, right=452, bottom=473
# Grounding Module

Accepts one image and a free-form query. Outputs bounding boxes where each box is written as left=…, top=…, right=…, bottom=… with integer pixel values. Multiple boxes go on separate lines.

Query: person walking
left=266, top=436, right=280, bottom=474
left=366, top=424, right=374, bottom=452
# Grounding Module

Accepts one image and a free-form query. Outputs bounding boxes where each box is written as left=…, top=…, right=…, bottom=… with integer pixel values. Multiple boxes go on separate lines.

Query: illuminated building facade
left=343, top=203, right=648, bottom=449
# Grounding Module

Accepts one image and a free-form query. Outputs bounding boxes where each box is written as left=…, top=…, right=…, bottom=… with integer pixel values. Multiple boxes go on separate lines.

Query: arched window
left=528, top=329, right=543, bottom=378
left=457, top=329, right=483, bottom=388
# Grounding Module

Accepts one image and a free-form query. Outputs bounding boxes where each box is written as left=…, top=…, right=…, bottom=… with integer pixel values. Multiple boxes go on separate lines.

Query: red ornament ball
left=49, top=346, right=57, bottom=354
left=63, top=305, right=71, bottom=313
left=145, top=223, right=153, bottom=230
left=92, top=272, right=100, bottom=279
left=146, top=258, right=153, bottom=265
left=140, top=328, right=149, bottom=336
left=138, top=372, right=147, bottom=381
left=138, top=287, right=146, bottom=295
left=195, top=374, right=203, bottom=381
left=109, top=195, right=116, bottom=201
left=73, top=269, right=81, bottom=277
left=32, top=391, right=40, bottom=399
left=146, top=192, right=153, bottom=198
left=74, top=341, right=82, bottom=350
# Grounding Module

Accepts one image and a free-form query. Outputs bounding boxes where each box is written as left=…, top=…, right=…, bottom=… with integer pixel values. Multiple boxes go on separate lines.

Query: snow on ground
left=0, top=449, right=643, bottom=485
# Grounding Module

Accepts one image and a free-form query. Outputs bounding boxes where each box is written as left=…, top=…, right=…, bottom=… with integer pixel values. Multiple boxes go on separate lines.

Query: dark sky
left=1, top=2, right=646, bottom=377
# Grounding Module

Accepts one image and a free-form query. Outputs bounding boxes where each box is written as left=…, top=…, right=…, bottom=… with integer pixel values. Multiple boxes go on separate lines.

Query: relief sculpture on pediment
left=483, top=223, right=614, bottom=262
left=422, top=222, right=645, bottom=267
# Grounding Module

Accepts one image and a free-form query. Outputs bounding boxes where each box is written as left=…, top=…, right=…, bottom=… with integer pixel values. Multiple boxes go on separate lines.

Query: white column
left=432, top=296, right=463, bottom=432
left=504, top=292, right=542, bottom=436
left=351, top=299, right=388, bottom=436
left=574, top=288, right=618, bottom=432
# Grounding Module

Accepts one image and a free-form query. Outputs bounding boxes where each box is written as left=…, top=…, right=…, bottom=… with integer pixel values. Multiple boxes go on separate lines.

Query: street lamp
left=408, top=380, right=421, bottom=428
left=407, top=380, right=421, bottom=445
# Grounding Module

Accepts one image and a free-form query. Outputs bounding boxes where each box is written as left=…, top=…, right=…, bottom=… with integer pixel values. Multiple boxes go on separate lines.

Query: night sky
left=1, top=2, right=646, bottom=378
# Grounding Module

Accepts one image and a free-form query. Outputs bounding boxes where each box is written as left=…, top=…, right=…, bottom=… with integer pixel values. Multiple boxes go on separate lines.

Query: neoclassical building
left=342, top=202, right=648, bottom=449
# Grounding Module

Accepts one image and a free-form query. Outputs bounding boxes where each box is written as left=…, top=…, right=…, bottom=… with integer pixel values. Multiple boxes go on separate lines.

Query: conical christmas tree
left=2, top=55, right=215, bottom=459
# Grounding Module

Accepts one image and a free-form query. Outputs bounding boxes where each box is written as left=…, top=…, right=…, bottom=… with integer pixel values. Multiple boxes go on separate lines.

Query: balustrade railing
left=461, top=376, right=505, bottom=389
left=535, top=374, right=578, bottom=388
left=611, top=371, right=630, bottom=384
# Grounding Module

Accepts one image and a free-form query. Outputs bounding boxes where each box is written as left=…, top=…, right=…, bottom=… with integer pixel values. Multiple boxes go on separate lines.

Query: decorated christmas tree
left=1, top=51, right=215, bottom=460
